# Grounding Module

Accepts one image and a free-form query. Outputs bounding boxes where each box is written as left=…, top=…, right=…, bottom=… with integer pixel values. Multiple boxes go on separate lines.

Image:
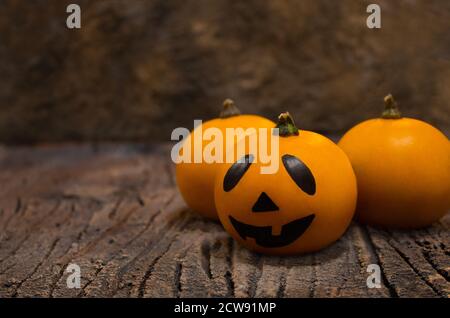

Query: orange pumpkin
left=175, top=99, right=275, bottom=220
left=338, top=94, right=450, bottom=228
left=214, top=112, right=357, bottom=255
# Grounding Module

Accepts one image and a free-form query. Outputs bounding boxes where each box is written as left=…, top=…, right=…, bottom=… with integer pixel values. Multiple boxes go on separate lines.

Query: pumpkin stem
left=220, top=99, right=241, bottom=118
left=382, top=94, right=402, bottom=119
left=275, top=112, right=299, bottom=136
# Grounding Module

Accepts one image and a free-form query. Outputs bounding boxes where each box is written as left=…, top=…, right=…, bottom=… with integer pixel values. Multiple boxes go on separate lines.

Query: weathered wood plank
left=0, top=144, right=448, bottom=298
left=367, top=227, right=446, bottom=298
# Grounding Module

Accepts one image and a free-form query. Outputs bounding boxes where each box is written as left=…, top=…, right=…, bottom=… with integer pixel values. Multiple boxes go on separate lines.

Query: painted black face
left=281, top=154, right=316, bottom=195
left=223, top=154, right=254, bottom=192
left=229, top=214, right=315, bottom=248
left=223, top=154, right=316, bottom=195
left=223, top=153, right=317, bottom=247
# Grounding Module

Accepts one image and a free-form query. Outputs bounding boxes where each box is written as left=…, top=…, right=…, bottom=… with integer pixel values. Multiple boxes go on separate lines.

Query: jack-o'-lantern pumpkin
left=214, top=112, right=357, bottom=255
left=176, top=99, right=275, bottom=220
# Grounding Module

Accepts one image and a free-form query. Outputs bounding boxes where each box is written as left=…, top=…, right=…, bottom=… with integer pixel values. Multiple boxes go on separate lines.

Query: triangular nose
left=252, top=192, right=279, bottom=212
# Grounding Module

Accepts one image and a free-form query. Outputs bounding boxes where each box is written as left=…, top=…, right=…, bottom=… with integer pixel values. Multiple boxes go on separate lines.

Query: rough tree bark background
left=0, top=0, right=449, bottom=143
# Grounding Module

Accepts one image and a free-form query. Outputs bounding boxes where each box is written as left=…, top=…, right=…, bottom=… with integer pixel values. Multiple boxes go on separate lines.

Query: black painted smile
left=229, top=214, right=315, bottom=248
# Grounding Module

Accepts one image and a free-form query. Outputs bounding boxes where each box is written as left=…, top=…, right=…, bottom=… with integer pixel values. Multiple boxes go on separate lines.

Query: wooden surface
left=0, top=143, right=448, bottom=298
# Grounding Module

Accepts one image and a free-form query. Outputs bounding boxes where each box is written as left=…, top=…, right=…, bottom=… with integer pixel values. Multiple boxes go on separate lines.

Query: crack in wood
left=14, top=197, right=22, bottom=214
left=49, top=200, right=100, bottom=297
left=119, top=193, right=175, bottom=250
left=49, top=263, right=69, bottom=298
left=62, top=202, right=144, bottom=296
left=0, top=198, right=23, bottom=236
left=174, top=262, right=182, bottom=297
left=421, top=249, right=450, bottom=282
left=309, top=254, right=316, bottom=298
left=11, top=201, right=81, bottom=296
left=352, top=226, right=378, bottom=276
left=1, top=199, right=28, bottom=239
left=136, top=193, right=145, bottom=207
left=414, top=239, right=449, bottom=282
left=277, top=274, right=287, bottom=298
left=362, top=226, right=398, bottom=298
left=386, top=238, right=445, bottom=297
left=225, top=237, right=235, bottom=297
left=76, top=204, right=138, bottom=258
left=115, top=203, right=188, bottom=281
left=77, top=263, right=104, bottom=298
left=200, top=240, right=212, bottom=280
left=335, top=241, right=352, bottom=297
left=247, top=254, right=263, bottom=298
left=137, top=238, right=177, bottom=298
left=0, top=200, right=60, bottom=266
left=108, top=197, right=124, bottom=219
left=12, top=237, right=60, bottom=297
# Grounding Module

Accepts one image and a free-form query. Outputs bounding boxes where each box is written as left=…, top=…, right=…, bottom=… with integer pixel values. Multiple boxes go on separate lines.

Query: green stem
left=220, top=99, right=241, bottom=118
left=382, top=94, right=402, bottom=119
left=275, top=112, right=299, bottom=136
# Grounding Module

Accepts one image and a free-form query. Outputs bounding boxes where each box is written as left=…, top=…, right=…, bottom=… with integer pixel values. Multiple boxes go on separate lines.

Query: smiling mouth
left=229, top=214, right=315, bottom=248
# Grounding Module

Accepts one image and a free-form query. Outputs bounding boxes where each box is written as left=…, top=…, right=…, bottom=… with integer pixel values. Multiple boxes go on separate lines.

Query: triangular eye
left=282, top=154, right=316, bottom=195
left=223, top=154, right=254, bottom=192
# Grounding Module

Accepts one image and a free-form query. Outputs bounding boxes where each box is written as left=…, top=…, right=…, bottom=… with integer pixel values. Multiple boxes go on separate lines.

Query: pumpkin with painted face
left=214, top=113, right=357, bottom=255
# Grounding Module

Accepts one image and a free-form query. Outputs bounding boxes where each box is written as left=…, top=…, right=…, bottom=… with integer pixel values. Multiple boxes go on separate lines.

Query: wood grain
left=0, top=144, right=448, bottom=298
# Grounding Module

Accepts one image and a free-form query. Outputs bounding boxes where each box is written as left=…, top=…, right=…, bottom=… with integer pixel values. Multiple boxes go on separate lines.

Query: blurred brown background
left=0, top=0, right=449, bottom=143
